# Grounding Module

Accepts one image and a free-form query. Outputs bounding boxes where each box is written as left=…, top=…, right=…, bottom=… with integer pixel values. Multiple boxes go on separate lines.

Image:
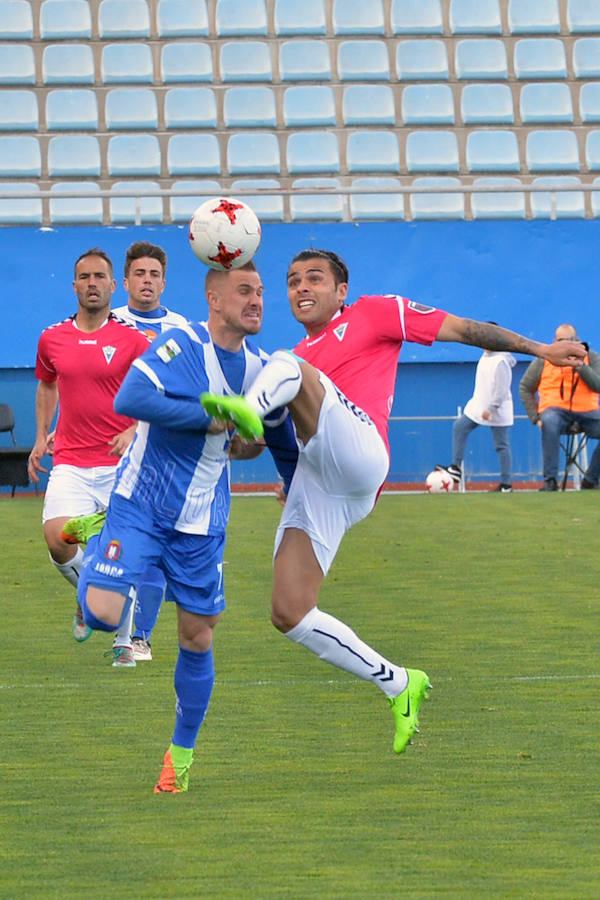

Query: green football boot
left=200, top=392, right=264, bottom=441
left=388, top=669, right=432, bottom=754
left=61, top=509, right=107, bottom=545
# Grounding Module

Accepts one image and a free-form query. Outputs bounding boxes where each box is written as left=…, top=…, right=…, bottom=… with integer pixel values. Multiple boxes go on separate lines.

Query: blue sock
left=172, top=646, right=215, bottom=750
left=133, top=565, right=165, bottom=641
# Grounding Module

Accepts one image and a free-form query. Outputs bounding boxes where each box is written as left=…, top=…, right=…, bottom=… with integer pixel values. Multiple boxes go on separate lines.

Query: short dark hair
left=74, top=247, right=114, bottom=278
left=124, top=241, right=167, bottom=278
left=204, top=259, right=258, bottom=293
left=289, top=249, right=349, bottom=287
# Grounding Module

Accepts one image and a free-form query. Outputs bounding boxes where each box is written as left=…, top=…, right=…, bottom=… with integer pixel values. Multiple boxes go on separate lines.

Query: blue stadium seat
left=342, top=85, right=395, bottom=125
left=220, top=42, right=272, bottom=82
left=105, top=88, right=158, bottom=130
left=526, top=130, right=580, bottom=171
left=274, top=0, right=326, bottom=35
left=519, top=84, right=573, bottom=124
left=289, top=177, right=344, bottom=221
left=0, top=136, right=40, bottom=175
left=391, top=0, right=443, bottom=34
left=167, top=134, right=220, bottom=175
left=470, top=177, right=526, bottom=219
left=0, top=90, right=37, bottom=130
left=455, top=39, right=508, bottom=79
left=46, top=89, right=98, bottom=130
left=49, top=182, right=103, bottom=224
left=279, top=40, right=331, bottom=81
left=405, top=132, right=459, bottom=172
left=508, top=0, right=560, bottom=33
left=337, top=41, right=389, bottom=81
left=466, top=130, right=520, bottom=172
left=157, top=0, right=209, bottom=36
left=513, top=39, right=567, bottom=79
left=223, top=87, right=276, bottom=128
left=107, top=134, right=161, bottom=176
left=409, top=177, right=464, bottom=219
left=530, top=176, right=585, bottom=218
left=169, top=179, right=222, bottom=223
left=586, top=130, right=600, bottom=169
left=346, top=132, right=400, bottom=173
left=110, top=181, right=163, bottom=224
left=48, top=135, right=101, bottom=176
left=396, top=40, right=449, bottom=79
left=215, top=0, right=267, bottom=36
left=230, top=179, right=284, bottom=221
left=101, top=44, right=153, bottom=84
left=573, top=39, right=600, bottom=77
left=42, top=44, right=94, bottom=84
left=227, top=132, right=281, bottom=175
left=161, top=43, right=213, bottom=83
left=283, top=86, right=336, bottom=127
left=0, top=44, right=34, bottom=84
left=402, top=84, right=454, bottom=125
left=349, top=177, right=404, bottom=220
left=98, top=0, right=150, bottom=38
left=0, top=1, right=33, bottom=39
left=164, top=87, right=217, bottom=129
left=0, top=183, right=42, bottom=224
left=579, top=83, right=600, bottom=122
left=286, top=132, right=340, bottom=174
left=568, top=0, right=600, bottom=32
left=40, top=0, right=91, bottom=39
left=449, top=0, right=502, bottom=34
left=333, top=0, right=384, bottom=34
left=460, top=84, right=514, bottom=124
left=591, top=177, right=600, bottom=217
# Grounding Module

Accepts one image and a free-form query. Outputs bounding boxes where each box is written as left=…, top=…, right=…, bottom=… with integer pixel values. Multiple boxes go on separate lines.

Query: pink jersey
left=294, top=295, right=448, bottom=451
left=35, top=314, right=150, bottom=467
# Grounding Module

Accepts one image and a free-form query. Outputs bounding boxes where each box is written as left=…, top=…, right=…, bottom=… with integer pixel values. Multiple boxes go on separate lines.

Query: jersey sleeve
left=358, top=295, right=447, bottom=345
left=34, top=330, right=57, bottom=382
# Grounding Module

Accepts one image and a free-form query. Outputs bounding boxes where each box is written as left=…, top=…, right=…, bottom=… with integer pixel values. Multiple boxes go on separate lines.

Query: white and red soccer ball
left=425, top=470, right=454, bottom=493
left=189, top=197, right=261, bottom=271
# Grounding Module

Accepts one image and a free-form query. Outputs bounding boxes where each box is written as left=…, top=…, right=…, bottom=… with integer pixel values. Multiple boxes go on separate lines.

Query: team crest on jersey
left=333, top=323, right=348, bottom=342
left=102, top=345, right=116, bottom=364
left=156, top=337, right=181, bottom=363
left=407, top=300, right=436, bottom=314
left=105, top=540, right=121, bottom=561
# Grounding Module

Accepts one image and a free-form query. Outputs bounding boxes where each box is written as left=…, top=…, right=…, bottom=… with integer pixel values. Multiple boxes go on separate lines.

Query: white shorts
left=42, top=464, right=117, bottom=523
left=274, top=373, right=389, bottom=575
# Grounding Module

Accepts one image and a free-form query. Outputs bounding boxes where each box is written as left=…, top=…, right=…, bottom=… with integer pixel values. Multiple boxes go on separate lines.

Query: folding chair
left=0, top=403, right=32, bottom=496
left=560, top=422, right=589, bottom=490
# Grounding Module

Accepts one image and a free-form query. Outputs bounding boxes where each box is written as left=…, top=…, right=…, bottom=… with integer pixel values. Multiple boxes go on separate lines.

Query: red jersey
left=35, top=314, right=150, bottom=467
left=294, top=295, right=448, bottom=451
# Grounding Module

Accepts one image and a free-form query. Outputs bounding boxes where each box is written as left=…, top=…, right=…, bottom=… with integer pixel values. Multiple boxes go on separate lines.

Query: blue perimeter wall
left=2, top=219, right=599, bottom=490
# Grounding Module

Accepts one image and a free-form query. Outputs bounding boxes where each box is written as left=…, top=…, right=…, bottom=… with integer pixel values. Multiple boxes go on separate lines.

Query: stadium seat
left=98, top=0, right=150, bottom=38
left=591, top=177, right=600, bottom=217
left=230, top=178, right=284, bottom=221
left=568, top=0, right=600, bottom=32
left=167, top=134, right=220, bottom=175
left=289, top=177, right=345, bottom=221
left=0, top=45, right=34, bottom=84
left=220, top=42, right=272, bottom=82
left=466, top=130, right=520, bottom=172
left=48, top=135, right=101, bottom=176
left=449, top=0, right=502, bottom=34
left=460, top=84, right=514, bottom=124
left=0, top=89, right=38, bottom=130
left=342, top=85, right=395, bottom=125
left=283, top=86, right=336, bottom=127
left=169, top=179, right=221, bottom=222
left=508, top=0, right=560, bottom=33
left=42, top=44, right=94, bottom=84
left=46, top=89, right=98, bottom=130
left=40, top=0, right=91, bottom=39
left=0, top=1, right=33, bottom=39
left=470, top=177, right=526, bottom=219
left=157, top=0, right=209, bottom=37
left=333, top=0, right=384, bottom=34
left=164, top=87, right=217, bottom=129
left=286, top=132, right=340, bottom=174
left=337, top=41, right=389, bottom=81
left=49, top=181, right=103, bottom=224
left=396, top=40, right=449, bottom=80
left=530, top=176, right=585, bottom=218
left=105, top=88, right=158, bottom=130
left=346, top=132, right=400, bottom=173
left=409, top=177, right=464, bottom=219
left=405, top=132, right=459, bottom=172
left=274, top=0, right=326, bottom=35
left=107, top=134, right=161, bottom=176
left=402, top=84, right=454, bottom=125
left=526, top=130, right=580, bottom=172
left=110, top=181, right=163, bottom=224
left=161, top=43, right=213, bottom=83
left=0, top=182, right=42, bottom=225
left=101, top=44, right=154, bottom=84
left=0, top=136, right=40, bottom=175
left=586, top=130, right=600, bottom=169
left=215, top=0, right=268, bottom=36
left=391, top=0, right=443, bottom=34
left=513, top=39, right=567, bottom=79
left=573, top=39, right=600, bottom=78
left=279, top=40, right=331, bottom=81
left=349, top=177, right=404, bottom=220
left=579, top=83, right=600, bottom=122
left=455, top=39, right=508, bottom=79
left=223, top=87, right=277, bottom=128
left=227, top=132, right=281, bottom=175
left=519, top=84, right=574, bottom=124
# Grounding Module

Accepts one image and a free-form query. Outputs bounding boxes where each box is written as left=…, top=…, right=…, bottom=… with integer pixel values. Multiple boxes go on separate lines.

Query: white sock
left=245, top=350, right=302, bottom=418
left=113, top=588, right=136, bottom=649
left=285, top=607, right=408, bottom=698
left=50, top=545, right=83, bottom=588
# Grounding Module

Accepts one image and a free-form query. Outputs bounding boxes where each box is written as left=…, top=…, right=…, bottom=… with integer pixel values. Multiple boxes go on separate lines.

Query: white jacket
left=463, top=351, right=516, bottom=427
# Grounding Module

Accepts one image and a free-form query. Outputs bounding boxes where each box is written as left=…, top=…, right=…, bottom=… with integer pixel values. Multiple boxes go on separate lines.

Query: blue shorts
left=84, top=494, right=226, bottom=616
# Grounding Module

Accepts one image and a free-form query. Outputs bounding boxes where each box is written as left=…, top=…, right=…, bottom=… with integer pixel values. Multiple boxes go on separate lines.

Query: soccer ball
left=189, top=197, right=261, bottom=271
left=425, top=470, right=454, bottom=493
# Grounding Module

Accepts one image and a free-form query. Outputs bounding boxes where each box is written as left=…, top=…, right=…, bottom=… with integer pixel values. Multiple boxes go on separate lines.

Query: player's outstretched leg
left=61, top=510, right=107, bottom=545
left=200, top=393, right=264, bottom=440
left=388, top=669, right=432, bottom=754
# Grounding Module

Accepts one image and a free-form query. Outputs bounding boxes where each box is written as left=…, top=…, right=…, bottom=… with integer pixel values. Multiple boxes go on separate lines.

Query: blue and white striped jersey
left=112, top=304, right=189, bottom=342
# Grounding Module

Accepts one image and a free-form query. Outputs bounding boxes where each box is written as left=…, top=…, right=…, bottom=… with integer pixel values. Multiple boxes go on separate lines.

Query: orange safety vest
left=538, top=356, right=599, bottom=413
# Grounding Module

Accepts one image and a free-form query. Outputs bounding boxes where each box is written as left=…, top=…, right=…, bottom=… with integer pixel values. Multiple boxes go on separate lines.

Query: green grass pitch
left=1, top=492, right=598, bottom=899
